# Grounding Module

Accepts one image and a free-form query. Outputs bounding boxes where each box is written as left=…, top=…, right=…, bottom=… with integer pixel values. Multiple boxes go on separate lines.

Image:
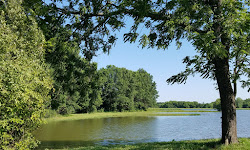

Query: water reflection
left=34, top=116, right=157, bottom=149
left=34, top=110, right=250, bottom=149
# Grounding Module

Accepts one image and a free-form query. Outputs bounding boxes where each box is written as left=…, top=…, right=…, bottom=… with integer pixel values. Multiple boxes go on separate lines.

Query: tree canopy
left=99, top=65, right=158, bottom=111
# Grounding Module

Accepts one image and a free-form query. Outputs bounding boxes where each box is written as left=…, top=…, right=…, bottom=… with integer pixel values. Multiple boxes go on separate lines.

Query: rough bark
left=214, top=57, right=238, bottom=145
left=211, top=0, right=238, bottom=145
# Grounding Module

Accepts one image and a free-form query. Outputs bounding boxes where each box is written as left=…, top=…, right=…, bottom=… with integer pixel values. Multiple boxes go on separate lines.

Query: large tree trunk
left=214, top=58, right=238, bottom=145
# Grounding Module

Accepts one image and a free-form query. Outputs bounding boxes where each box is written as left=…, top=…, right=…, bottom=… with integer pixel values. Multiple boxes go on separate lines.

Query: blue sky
left=92, top=37, right=249, bottom=103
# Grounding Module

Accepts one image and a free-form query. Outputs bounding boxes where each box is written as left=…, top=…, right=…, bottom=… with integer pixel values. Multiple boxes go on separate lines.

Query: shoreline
left=44, top=108, right=201, bottom=122
left=40, top=138, right=250, bottom=150
left=38, top=109, right=250, bottom=150
left=44, top=108, right=250, bottom=122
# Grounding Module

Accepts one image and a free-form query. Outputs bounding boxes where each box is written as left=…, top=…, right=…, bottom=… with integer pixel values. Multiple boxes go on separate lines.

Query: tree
left=134, top=69, right=158, bottom=110
left=21, top=0, right=104, bottom=115
left=99, top=65, right=158, bottom=111
left=45, top=33, right=102, bottom=114
left=0, top=0, right=52, bottom=149
left=236, top=97, right=244, bottom=108
left=26, top=0, right=249, bottom=145
left=213, top=99, right=222, bottom=111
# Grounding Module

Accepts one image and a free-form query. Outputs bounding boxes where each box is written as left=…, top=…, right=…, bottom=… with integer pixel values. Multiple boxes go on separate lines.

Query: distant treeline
left=235, top=98, right=250, bottom=108
left=158, top=97, right=250, bottom=109
left=158, top=101, right=213, bottom=108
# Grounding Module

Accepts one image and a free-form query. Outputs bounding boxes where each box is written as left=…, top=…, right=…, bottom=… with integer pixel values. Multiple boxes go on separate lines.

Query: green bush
left=0, top=0, right=52, bottom=149
left=44, top=109, right=58, bottom=118
left=58, top=106, right=69, bottom=115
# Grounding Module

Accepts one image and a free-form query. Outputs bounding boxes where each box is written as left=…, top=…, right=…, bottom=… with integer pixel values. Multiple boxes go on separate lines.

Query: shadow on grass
left=35, top=141, right=95, bottom=150
left=37, top=139, right=222, bottom=150
left=128, top=140, right=222, bottom=150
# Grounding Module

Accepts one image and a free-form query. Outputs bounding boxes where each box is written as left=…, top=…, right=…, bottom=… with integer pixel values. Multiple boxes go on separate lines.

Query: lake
left=34, top=110, right=250, bottom=149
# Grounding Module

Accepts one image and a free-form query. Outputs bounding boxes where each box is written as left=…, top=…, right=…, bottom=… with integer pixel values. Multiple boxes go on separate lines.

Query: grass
left=45, top=108, right=226, bottom=122
left=43, top=108, right=250, bottom=122
left=50, top=138, right=250, bottom=150
left=45, top=109, right=200, bottom=122
left=236, top=108, right=250, bottom=110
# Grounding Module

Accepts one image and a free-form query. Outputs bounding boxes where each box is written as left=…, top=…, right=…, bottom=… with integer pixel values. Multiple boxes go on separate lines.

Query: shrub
left=0, top=0, right=52, bottom=149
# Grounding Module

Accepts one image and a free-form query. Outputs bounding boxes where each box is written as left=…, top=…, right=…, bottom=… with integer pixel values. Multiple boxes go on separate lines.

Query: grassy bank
left=50, top=138, right=250, bottom=150
left=45, top=108, right=250, bottom=122
left=236, top=108, right=250, bottom=110
left=45, top=109, right=200, bottom=122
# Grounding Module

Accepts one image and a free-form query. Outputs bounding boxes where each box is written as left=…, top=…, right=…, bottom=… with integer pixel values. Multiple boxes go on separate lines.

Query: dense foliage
left=38, top=21, right=158, bottom=114
left=99, top=65, right=158, bottom=111
left=45, top=63, right=158, bottom=114
left=0, top=0, right=52, bottom=149
left=44, top=30, right=102, bottom=114
left=24, top=0, right=104, bottom=115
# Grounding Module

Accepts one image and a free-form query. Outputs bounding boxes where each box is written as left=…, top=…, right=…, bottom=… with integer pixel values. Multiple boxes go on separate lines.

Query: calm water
left=34, top=110, right=250, bottom=149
